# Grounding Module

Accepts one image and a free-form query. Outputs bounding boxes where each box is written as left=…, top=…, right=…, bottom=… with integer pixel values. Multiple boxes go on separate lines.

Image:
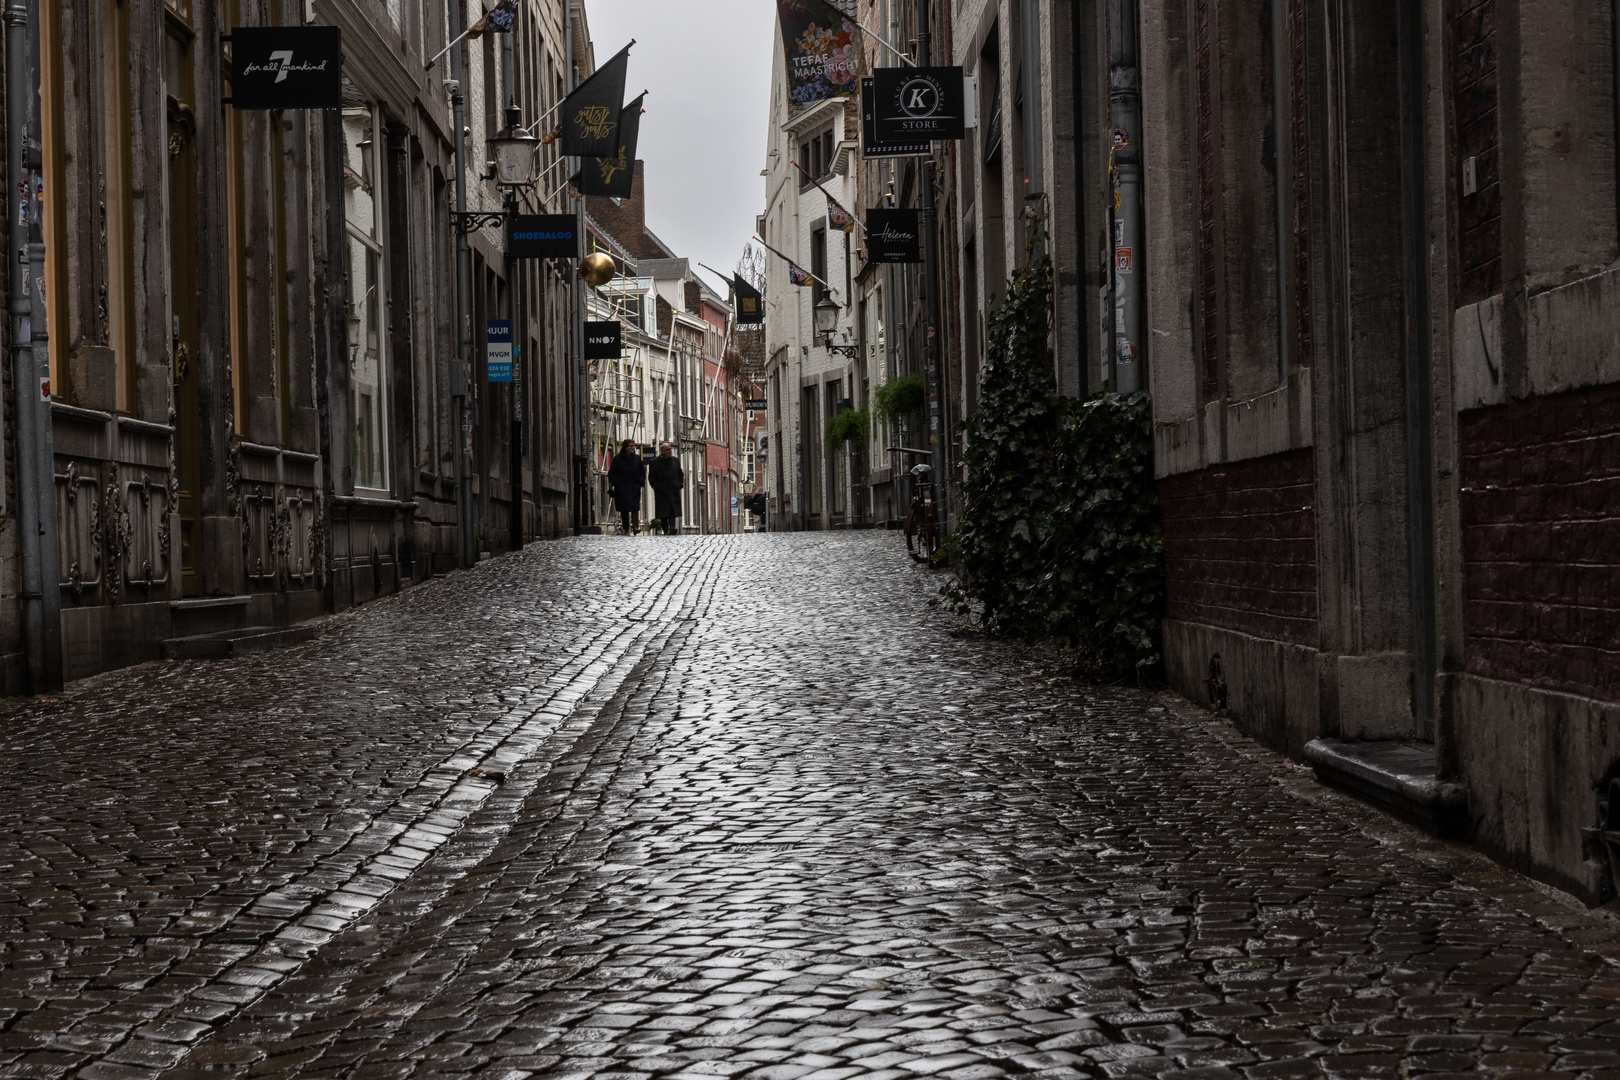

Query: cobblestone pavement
left=6, top=535, right=1620, bottom=1080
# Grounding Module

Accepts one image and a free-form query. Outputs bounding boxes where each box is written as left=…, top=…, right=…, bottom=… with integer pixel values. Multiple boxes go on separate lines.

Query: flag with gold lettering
left=733, top=275, right=765, bottom=324
left=559, top=43, right=630, bottom=158
left=576, top=94, right=644, bottom=198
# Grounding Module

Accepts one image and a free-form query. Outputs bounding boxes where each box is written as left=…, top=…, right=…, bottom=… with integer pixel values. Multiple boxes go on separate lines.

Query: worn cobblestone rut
left=6, top=535, right=1620, bottom=1080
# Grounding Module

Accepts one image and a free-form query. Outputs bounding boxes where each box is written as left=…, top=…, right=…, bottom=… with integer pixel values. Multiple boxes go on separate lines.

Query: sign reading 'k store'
left=871, top=66, right=966, bottom=142
left=230, top=26, right=343, bottom=110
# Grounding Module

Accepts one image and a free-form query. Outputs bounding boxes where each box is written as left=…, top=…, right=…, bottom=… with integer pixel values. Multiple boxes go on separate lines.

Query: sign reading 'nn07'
left=229, top=27, right=343, bottom=110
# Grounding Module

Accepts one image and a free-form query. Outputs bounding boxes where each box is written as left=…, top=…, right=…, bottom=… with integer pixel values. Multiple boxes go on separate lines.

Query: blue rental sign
left=486, top=319, right=513, bottom=382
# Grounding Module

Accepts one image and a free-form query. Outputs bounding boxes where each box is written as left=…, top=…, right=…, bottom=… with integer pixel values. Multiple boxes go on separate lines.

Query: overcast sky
left=583, top=0, right=775, bottom=291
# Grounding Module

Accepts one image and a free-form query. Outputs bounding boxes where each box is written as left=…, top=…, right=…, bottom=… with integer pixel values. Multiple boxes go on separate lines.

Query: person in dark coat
left=606, top=439, right=646, bottom=535
left=649, top=441, right=684, bottom=535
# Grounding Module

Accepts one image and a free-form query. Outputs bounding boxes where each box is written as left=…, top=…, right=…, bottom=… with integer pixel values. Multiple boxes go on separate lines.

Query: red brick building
left=1140, top=0, right=1620, bottom=901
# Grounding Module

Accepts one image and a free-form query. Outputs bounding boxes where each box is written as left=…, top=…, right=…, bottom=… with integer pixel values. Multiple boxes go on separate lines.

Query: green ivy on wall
left=945, top=252, right=1165, bottom=680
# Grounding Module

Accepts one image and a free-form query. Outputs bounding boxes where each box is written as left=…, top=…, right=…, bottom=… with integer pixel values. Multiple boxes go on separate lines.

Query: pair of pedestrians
left=607, top=440, right=683, bottom=535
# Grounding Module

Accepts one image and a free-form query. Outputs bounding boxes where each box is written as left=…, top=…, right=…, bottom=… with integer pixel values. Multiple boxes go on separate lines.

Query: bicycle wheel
left=904, top=501, right=924, bottom=559
left=905, top=502, right=932, bottom=564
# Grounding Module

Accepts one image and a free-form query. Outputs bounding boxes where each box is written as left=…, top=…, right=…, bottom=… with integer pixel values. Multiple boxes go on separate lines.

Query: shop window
left=344, top=101, right=389, bottom=491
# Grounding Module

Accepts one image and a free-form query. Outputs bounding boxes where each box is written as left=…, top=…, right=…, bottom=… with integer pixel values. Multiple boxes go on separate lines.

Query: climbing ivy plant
left=946, top=251, right=1164, bottom=680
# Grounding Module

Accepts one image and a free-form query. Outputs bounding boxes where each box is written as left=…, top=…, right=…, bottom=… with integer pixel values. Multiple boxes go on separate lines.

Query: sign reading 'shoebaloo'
left=509, top=215, right=580, bottom=259
left=230, top=27, right=342, bottom=110
left=871, top=66, right=966, bottom=143
left=865, top=208, right=922, bottom=263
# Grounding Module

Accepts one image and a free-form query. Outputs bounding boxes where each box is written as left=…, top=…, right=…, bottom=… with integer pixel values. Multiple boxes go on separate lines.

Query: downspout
left=502, top=28, right=522, bottom=550
left=1070, top=0, right=1090, bottom=395
left=8, top=0, right=62, bottom=692
left=1397, top=0, right=1436, bottom=736
left=1269, top=0, right=1290, bottom=383
left=916, top=0, right=947, bottom=540
left=450, top=0, right=475, bottom=566
left=1107, top=0, right=1143, bottom=393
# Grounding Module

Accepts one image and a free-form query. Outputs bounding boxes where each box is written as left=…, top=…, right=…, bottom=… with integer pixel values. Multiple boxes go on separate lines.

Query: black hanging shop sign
left=860, top=77, right=929, bottom=158
left=509, top=214, right=580, bottom=259
left=584, top=321, right=622, bottom=359
left=228, top=27, right=343, bottom=109
left=733, top=275, right=765, bottom=325
left=865, top=208, right=922, bottom=263
left=870, top=66, right=966, bottom=143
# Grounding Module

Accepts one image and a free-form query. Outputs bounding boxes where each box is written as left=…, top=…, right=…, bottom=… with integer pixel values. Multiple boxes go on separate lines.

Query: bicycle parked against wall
left=888, top=446, right=939, bottom=565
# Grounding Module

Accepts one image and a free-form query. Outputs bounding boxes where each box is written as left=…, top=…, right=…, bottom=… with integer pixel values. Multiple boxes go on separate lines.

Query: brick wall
left=584, top=161, right=667, bottom=261
left=1453, top=0, right=1501, bottom=306
left=1459, top=382, right=1620, bottom=701
left=1159, top=449, right=1319, bottom=646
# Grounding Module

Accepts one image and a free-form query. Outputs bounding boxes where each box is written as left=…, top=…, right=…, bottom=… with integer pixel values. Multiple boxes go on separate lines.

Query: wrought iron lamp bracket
left=451, top=209, right=508, bottom=234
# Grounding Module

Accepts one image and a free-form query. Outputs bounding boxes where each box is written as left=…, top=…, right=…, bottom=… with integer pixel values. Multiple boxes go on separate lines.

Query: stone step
left=160, top=624, right=318, bottom=661
left=170, top=595, right=250, bottom=637
left=1303, top=737, right=1469, bottom=837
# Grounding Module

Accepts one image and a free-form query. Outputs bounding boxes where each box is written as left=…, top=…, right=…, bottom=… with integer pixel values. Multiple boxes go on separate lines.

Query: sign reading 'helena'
left=865, top=208, right=922, bottom=263
left=230, top=27, right=342, bottom=110
left=870, top=66, right=966, bottom=143
left=509, top=215, right=580, bottom=259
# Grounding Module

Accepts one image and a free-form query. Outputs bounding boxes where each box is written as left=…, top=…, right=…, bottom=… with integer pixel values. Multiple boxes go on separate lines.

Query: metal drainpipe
left=1107, top=0, right=1142, bottom=393
left=1269, top=0, right=1290, bottom=385
left=449, top=2, right=475, bottom=566
left=502, top=30, right=523, bottom=551
left=8, top=0, right=62, bottom=692
left=1070, top=0, right=1091, bottom=396
left=916, top=0, right=947, bottom=542
left=1397, top=0, right=1437, bottom=737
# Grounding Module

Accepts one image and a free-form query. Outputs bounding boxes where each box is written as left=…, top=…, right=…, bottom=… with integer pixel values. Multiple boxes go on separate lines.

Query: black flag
left=733, top=275, right=764, bottom=325
left=576, top=94, right=644, bottom=198
left=559, top=44, right=630, bottom=158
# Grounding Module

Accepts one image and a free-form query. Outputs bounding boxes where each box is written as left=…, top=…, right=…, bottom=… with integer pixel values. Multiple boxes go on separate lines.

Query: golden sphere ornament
left=578, top=252, right=616, bottom=287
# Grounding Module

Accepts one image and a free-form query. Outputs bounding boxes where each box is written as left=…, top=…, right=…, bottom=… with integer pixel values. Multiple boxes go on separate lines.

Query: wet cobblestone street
left=7, top=534, right=1620, bottom=1080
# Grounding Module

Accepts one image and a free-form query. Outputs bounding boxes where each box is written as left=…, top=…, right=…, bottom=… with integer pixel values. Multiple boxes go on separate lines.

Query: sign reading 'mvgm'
left=486, top=320, right=513, bottom=383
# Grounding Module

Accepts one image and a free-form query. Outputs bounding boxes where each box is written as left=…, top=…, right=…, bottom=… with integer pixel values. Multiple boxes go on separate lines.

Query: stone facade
left=1, top=0, right=588, bottom=690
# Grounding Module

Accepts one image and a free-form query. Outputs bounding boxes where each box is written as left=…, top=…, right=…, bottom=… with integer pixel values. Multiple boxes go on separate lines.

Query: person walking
left=650, top=441, right=684, bottom=535
left=607, top=439, right=646, bottom=535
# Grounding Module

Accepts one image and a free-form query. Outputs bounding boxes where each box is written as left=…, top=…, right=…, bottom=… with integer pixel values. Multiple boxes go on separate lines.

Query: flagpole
left=789, top=159, right=866, bottom=233
left=751, top=234, right=839, bottom=299
left=850, top=17, right=914, bottom=65
left=425, top=26, right=472, bottom=70
left=529, top=152, right=569, bottom=195
left=544, top=173, right=576, bottom=205
left=521, top=97, right=563, bottom=134
left=696, top=262, right=735, bottom=286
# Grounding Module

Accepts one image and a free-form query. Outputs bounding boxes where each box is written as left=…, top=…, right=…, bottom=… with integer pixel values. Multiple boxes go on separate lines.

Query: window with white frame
left=344, top=100, right=388, bottom=491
